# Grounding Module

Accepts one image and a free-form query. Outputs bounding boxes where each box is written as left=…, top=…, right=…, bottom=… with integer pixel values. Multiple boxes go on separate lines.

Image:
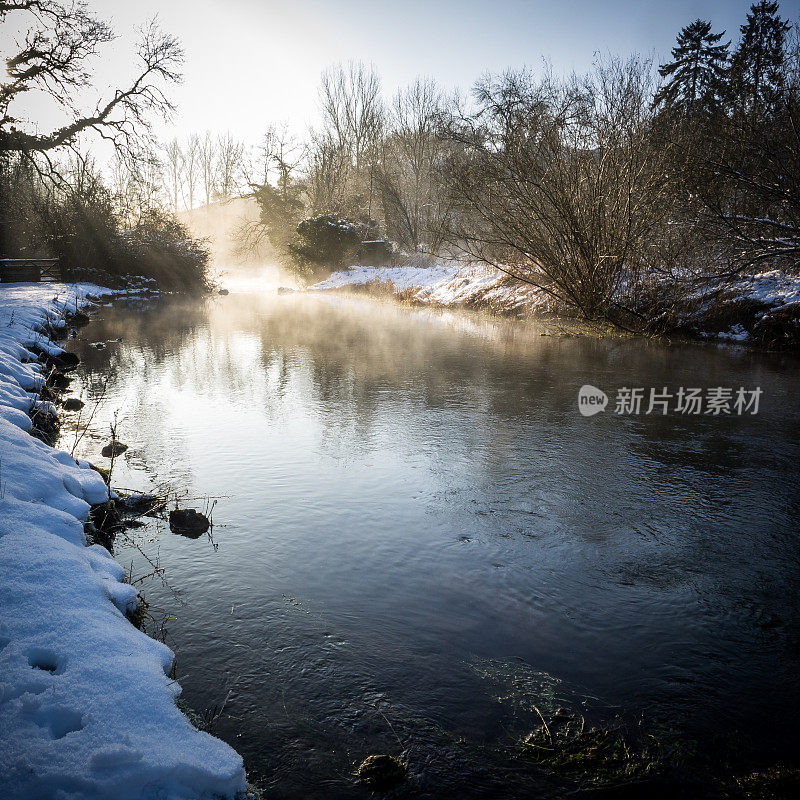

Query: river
left=60, top=288, right=800, bottom=798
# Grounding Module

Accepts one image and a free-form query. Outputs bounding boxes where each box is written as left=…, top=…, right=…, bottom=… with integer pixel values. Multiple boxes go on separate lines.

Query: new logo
left=578, top=384, right=608, bottom=416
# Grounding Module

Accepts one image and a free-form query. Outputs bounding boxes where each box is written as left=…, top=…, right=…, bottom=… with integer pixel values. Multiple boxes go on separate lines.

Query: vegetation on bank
left=0, top=1, right=209, bottom=291
left=235, top=0, right=800, bottom=336
left=1, top=155, right=209, bottom=290
left=2, top=0, right=798, bottom=324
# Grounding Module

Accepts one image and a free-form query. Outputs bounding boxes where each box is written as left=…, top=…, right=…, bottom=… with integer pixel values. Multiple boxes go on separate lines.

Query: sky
left=6, top=0, right=800, bottom=147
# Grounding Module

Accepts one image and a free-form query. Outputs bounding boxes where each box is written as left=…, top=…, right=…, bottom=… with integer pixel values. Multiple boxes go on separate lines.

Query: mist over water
left=178, top=196, right=301, bottom=291
left=61, top=291, right=800, bottom=798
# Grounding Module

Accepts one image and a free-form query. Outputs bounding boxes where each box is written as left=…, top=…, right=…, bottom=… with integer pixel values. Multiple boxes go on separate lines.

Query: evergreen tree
left=729, top=0, right=791, bottom=115
left=656, top=19, right=729, bottom=115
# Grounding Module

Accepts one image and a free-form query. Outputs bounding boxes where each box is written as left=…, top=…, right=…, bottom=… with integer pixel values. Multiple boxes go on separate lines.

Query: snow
left=310, top=263, right=800, bottom=339
left=716, top=323, right=751, bottom=342
left=729, top=269, right=800, bottom=309
left=308, top=262, right=560, bottom=314
left=0, top=283, right=245, bottom=800
left=309, top=262, right=464, bottom=292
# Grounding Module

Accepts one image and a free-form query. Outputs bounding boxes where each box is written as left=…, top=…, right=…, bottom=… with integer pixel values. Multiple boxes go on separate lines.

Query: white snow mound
left=0, top=283, right=245, bottom=799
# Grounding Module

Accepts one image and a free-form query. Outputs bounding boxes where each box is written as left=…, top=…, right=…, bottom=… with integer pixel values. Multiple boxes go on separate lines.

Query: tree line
left=1, top=0, right=798, bottom=317
left=240, top=0, right=799, bottom=332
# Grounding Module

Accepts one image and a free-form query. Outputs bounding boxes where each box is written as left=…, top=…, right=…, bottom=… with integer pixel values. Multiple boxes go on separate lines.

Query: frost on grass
left=0, top=283, right=245, bottom=799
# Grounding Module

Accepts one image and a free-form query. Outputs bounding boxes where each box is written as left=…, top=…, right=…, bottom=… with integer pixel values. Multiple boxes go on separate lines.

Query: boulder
left=47, top=371, right=71, bottom=389
left=63, top=397, right=85, bottom=411
left=31, top=345, right=80, bottom=371
left=355, top=755, right=407, bottom=790
left=169, top=508, right=210, bottom=538
left=101, top=441, right=128, bottom=458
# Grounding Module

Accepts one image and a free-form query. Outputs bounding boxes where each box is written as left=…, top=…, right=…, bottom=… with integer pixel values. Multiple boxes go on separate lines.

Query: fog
left=177, top=197, right=300, bottom=291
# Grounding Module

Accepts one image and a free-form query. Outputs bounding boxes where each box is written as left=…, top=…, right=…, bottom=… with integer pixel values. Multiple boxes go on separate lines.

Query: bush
left=42, top=200, right=209, bottom=291
left=287, top=213, right=393, bottom=277
left=123, top=210, right=210, bottom=291
left=0, top=156, right=209, bottom=291
left=289, top=214, right=362, bottom=273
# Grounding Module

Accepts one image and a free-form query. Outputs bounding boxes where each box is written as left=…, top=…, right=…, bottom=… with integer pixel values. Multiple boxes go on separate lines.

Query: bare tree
left=198, top=131, right=217, bottom=207
left=0, top=2, right=182, bottom=159
left=107, top=146, right=162, bottom=224
left=440, top=58, right=683, bottom=327
left=216, top=132, right=243, bottom=201
left=162, top=137, right=183, bottom=212
left=379, top=77, right=446, bottom=251
left=238, top=123, right=305, bottom=260
left=110, top=151, right=134, bottom=222
left=253, top=123, right=303, bottom=199
left=182, top=132, right=200, bottom=210
left=0, top=1, right=183, bottom=254
left=315, top=61, right=384, bottom=218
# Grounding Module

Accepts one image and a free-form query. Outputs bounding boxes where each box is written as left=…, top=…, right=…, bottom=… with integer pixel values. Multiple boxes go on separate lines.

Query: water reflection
left=61, top=291, right=800, bottom=798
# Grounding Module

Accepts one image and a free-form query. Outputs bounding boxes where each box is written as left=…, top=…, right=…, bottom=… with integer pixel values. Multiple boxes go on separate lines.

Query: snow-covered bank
left=309, top=263, right=800, bottom=345
left=309, top=262, right=559, bottom=314
left=0, top=284, right=246, bottom=799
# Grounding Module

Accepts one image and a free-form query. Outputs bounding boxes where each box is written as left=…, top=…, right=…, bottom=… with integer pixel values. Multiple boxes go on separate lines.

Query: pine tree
left=656, top=19, right=730, bottom=115
left=729, top=0, right=792, bottom=115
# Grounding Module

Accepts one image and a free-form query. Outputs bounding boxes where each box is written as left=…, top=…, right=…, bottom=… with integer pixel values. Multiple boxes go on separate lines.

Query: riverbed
left=60, top=289, right=800, bottom=798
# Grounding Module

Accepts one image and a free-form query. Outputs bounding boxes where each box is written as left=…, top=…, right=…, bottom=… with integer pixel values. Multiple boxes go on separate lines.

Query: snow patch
left=310, top=263, right=800, bottom=342
left=0, top=282, right=245, bottom=799
left=308, top=262, right=558, bottom=312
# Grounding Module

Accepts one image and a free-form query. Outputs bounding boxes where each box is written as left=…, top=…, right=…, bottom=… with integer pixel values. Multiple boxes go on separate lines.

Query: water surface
left=62, top=290, right=800, bottom=798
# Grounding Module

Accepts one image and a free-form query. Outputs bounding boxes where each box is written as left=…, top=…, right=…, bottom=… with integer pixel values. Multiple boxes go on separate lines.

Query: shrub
left=0, top=157, right=209, bottom=291
left=286, top=213, right=393, bottom=277
left=289, top=214, right=362, bottom=273
left=124, top=210, right=210, bottom=291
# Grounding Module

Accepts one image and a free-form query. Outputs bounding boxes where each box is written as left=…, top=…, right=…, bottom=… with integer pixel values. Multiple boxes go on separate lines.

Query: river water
left=61, top=289, right=800, bottom=798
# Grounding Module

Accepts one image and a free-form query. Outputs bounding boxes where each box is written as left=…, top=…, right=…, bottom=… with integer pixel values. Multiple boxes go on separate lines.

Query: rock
left=169, top=508, right=210, bottom=538
left=68, top=310, right=91, bottom=327
left=55, top=350, right=80, bottom=370
left=101, top=441, right=128, bottom=458
left=355, top=755, right=407, bottom=790
left=218, top=288, right=229, bottom=295
left=62, top=397, right=84, bottom=411
left=30, top=345, right=80, bottom=371
left=47, top=371, right=71, bottom=389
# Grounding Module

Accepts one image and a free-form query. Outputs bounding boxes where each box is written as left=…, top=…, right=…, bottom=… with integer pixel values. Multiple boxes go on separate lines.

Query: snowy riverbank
left=308, top=262, right=560, bottom=315
left=0, top=284, right=246, bottom=799
left=309, top=263, right=800, bottom=346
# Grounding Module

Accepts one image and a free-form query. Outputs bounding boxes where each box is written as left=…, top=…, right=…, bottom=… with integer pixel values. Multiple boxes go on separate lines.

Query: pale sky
left=7, top=0, right=800, bottom=146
